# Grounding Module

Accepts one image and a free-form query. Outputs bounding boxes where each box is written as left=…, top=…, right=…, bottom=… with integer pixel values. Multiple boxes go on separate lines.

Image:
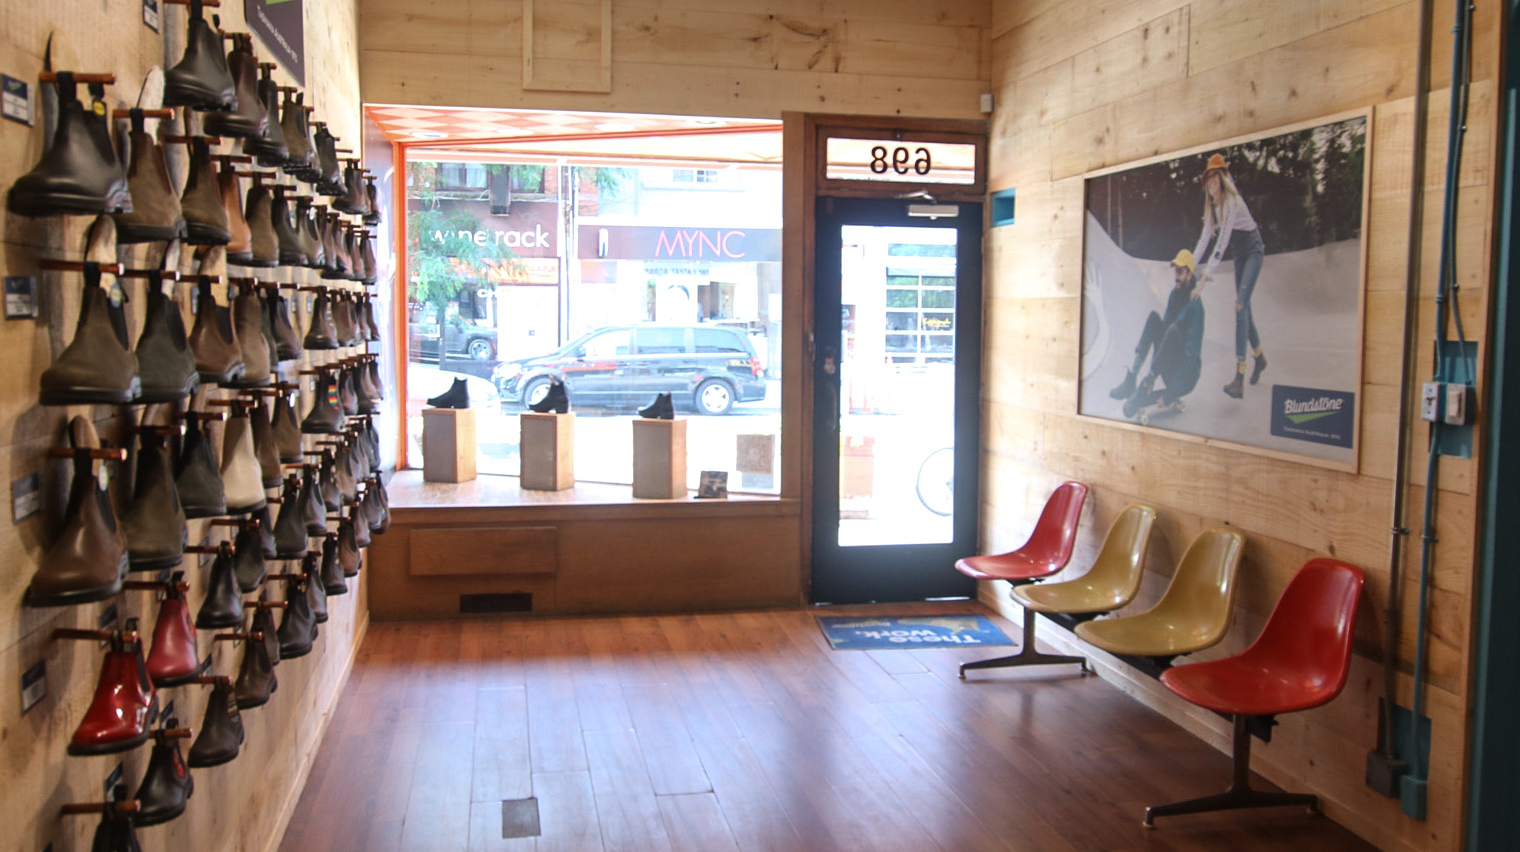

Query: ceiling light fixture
left=409, top=130, right=447, bottom=139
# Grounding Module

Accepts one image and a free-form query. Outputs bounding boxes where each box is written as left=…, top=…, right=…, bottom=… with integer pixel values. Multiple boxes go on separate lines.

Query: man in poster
left=1109, top=250, right=1204, bottom=421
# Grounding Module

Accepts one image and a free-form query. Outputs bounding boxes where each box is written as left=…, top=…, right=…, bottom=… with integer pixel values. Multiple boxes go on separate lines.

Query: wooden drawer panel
left=408, top=526, right=559, bottom=576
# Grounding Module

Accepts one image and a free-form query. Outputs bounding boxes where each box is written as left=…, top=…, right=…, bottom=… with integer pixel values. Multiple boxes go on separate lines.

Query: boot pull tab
left=54, top=70, right=77, bottom=102
left=129, top=108, right=145, bottom=135
left=189, top=0, right=203, bottom=21
left=82, top=261, right=103, bottom=291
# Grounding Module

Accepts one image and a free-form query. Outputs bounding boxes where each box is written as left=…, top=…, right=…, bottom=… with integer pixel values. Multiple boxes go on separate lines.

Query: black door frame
left=809, top=195, right=983, bottom=604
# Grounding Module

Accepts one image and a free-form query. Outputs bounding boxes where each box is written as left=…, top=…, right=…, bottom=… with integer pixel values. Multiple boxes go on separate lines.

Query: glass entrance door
left=811, top=197, right=982, bottom=604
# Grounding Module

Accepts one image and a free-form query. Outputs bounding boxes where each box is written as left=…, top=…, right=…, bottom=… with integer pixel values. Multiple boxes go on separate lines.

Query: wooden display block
left=632, top=417, right=687, bottom=499
left=520, top=412, right=575, bottom=490
left=422, top=407, right=476, bottom=483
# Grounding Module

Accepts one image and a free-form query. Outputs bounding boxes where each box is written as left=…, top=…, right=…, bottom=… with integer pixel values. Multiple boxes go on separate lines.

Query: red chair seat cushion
left=955, top=552, right=1066, bottom=583
left=1160, top=656, right=1343, bottom=717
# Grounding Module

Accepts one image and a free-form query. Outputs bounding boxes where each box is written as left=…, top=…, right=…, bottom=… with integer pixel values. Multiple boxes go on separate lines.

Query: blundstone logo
left=1282, top=396, right=1345, bottom=423
left=1271, top=386, right=1355, bottom=448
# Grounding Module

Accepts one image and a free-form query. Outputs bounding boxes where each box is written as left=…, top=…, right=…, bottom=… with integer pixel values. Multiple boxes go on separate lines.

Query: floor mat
left=815, top=614, right=1014, bottom=650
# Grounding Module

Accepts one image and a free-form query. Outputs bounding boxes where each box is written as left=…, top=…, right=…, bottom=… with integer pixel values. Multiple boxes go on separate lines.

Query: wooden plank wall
left=359, top=0, right=992, bottom=120
left=983, top=2, right=1499, bottom=852
left=0, top=2, right=371, bottom=851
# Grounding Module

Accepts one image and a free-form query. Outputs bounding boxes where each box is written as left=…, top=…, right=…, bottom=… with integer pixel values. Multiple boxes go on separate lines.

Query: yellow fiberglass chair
left=960, top=503, right=1158, bottom=678
left=1074, top=527, right=1245, bottom=668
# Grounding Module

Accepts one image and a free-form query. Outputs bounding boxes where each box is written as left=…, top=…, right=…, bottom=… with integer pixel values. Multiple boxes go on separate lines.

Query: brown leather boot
left=115, top=111, right=185, bottom=243
left=227, top=282, right=271, bottom=387
left=39, top=263, right=141, bottom=405
left=271, top=186, right=306, bottom=267
left=188, top=278, right=245, bottom=385
left=203, top=35, right=267, bottom=139
left=272, top=388, right=304, bottom=463
left=303, top=290, right=339, bottom=350
left=220, top=163, right=252, bottom=264
left=134, top=271, right=199, bottom=403
left=182, top=139, right=230, bottom=245
left=123, top=429, right=187, bottom=572
left=242, top=183, right=279, bottom=268
left=25, top=417, right=130, bottom=606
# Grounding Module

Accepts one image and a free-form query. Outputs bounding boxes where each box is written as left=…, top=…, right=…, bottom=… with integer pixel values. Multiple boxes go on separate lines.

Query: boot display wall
left=5, top=13, right=387, bottom=837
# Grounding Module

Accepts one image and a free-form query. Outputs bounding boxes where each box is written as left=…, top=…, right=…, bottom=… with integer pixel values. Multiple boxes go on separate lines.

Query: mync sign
left=579, top=225, right=781, bottom=261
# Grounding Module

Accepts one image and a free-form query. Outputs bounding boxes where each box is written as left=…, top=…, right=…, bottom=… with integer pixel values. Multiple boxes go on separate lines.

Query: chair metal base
left=1144, top=715, right=1319, bottom=826
left=959, top=611, right=1088, bottom=678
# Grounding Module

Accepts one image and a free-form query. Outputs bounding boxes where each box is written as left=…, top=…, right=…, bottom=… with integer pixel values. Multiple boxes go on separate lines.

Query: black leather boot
left=25, top=417, right=129, bottom=606
left=94, top=786, right=146, bottom=850
left=175, top=413, right=227, bottom=519
left=334, top=161, right=368, bottom=214
left=529, top=379, right=569, bottom=413
left=295, top=196, right=325, bottom=269
left=233, top=621, right=277, bottom=708
left=243, top=65, right=289, bottom=161
left=300, top=466, right=328, bottom=536
left=186, top=679, right=243, bottom=768
left=7, top=73, right=131, bottom=216
left=252, top=602, right=281, bottom=666
left=334, top=443, right=358, bottom=506
left=318, top=449, right=341, bottom=513
left=134, top=273, right=199, bottom=403
left=348, top=500, right=372, bottom=549
left=303, top=290, right=339, bottom=350
left=232, top=520, right=267, bottom=593
left=312, top=123, right=343, bottom=195
left=639, top=392, right=674, bottom=419
left=164, top=0, right=236, bottom=111
left=337, top=514, right=361, bottom=578
left=320, top=533, right=347, bottom=595
left=132, top=722, right=195, bottom=826
left=272, top=476, right=309, bottom=558
left=269, top=89, right=310, bottom=172
left=304, top=551, right=329, bottom=623
left=276, top=577, right=317, bottom=658
left=40, top=263, right=142, bottom=405
left=427, top=378, right=469, bottom=409
left=195, top=545, right=245, bottom=629
left=338, top=367, right=359, bottom=415
left=364, top=176, right=382, bottom=226
left=203, top=35, right=267, bottom=139
left=301, top=371, right=346, bottom=433
left=123, top=429, right=187, bottom=572
left=115, top=110, right=185, bottom=242
left=269, top=292, right=304, bottom=360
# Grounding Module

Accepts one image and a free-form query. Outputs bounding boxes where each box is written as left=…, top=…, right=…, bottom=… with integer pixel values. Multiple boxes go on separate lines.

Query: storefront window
left=404, top=156, right=782, bottom=493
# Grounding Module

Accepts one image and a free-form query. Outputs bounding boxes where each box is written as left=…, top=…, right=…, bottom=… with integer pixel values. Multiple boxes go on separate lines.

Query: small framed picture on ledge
left=697, top=471, right=729, bottom=499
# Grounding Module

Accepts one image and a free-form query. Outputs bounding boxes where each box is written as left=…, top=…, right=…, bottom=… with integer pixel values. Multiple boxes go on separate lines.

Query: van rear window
left=695, top=328, right=747, bottom=354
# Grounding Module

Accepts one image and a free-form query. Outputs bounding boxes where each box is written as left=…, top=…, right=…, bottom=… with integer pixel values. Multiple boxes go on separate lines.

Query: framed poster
left=1078, top=111, right=1370, bottom=469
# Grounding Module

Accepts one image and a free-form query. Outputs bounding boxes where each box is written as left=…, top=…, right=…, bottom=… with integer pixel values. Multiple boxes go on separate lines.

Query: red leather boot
left=146, top=577, right=207, bottom=687
left=69, top=632, right=155, bottom=755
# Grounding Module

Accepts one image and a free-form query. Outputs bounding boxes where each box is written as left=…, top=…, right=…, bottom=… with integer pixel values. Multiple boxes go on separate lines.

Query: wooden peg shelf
left=39, top=259, right=125, bottom=275
left=190, top=676, right=231, bottom=686
left=156, top=727, right=194, bottom=740
left=134, top=424, right=185, bottom=436
left=183, top=543, right=232, bottom=556
left=47, top=447, right=127, bottom=462
left=120, top=267, right=180, bottom=281
left=60, top=800, right=139, bottom=817
left=39, top=72, right=115, bottom=84
left=112, top=108, right=174, bottom=119
left=54, top=628, right=138, bottom=643
left=165, top=135, right=225, bottom=146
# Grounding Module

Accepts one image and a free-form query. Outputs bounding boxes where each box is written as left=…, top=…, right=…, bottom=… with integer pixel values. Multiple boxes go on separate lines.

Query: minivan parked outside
left=493, top=324, right=766, bottom=415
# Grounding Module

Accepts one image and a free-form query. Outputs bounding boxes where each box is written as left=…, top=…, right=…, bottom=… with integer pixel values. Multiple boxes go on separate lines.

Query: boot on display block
left=25, top=417, right=129, bottom=607
left=528, top=379, right=569, bottom=413
left=272, top=475, right=309, bottom=559
left=7, top=72, right=130, bottom=217
left=180, top=138, right=230, bottom=246
left=188, top=275, right=245, bottom=385
left=638, top=392, right=674, bottom=420
left=427, top=377, right=469, bottom=409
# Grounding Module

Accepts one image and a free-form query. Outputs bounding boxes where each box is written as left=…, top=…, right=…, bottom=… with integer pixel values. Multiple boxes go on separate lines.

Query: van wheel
left=694, top=379, right=734, bottom=415
left=467, top=338, right=494, bottom=360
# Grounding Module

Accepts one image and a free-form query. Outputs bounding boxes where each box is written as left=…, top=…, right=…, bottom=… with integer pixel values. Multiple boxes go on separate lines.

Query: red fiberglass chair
left=1143, top=557, right=1365, bottom=826
left=955, top=481, right=1088, bottom=677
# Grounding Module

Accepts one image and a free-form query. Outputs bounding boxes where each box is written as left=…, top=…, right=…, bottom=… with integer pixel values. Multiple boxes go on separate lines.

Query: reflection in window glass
left=405, top=156, right=782, bottom=493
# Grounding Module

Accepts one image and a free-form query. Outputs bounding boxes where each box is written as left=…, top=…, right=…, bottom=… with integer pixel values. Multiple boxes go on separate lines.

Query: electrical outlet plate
left=1444, top=383, right=1470, bottom=425
left=1420, top=382, right=1442, bottom=422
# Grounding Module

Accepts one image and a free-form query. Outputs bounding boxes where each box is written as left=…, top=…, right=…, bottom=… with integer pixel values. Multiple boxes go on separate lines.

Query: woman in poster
left=1193, top=153, right=1267, bottom=398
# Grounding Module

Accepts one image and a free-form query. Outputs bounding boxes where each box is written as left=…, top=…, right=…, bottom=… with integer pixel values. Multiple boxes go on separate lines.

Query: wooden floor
left=279, top=602, right=1380, bottom=852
